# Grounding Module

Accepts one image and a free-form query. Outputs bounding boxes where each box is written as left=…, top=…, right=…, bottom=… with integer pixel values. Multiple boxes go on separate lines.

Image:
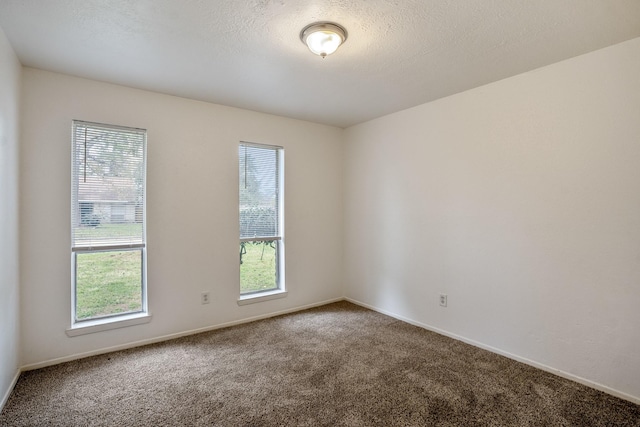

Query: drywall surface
left=20, top=68, right=343, bottom=365
left=0, top=26, right=21, bottom=407
left=344, top=37, right=640, bottom=400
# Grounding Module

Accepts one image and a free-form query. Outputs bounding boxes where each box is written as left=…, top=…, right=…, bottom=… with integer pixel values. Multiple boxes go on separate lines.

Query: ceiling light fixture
left=300, top=22, right=347, bottom=58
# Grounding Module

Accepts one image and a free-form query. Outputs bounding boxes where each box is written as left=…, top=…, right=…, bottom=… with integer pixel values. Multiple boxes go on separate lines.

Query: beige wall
left=344, top=37, right=640, bottom=402
left=19, top=68, right=344, bottom=366
left=0, top=26, right=21, bottom=407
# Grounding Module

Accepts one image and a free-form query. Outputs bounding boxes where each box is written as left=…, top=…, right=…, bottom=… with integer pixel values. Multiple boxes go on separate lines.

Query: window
left=71, top=121, right=147, bottom=326
left=239, top=143, right=284, bottom=298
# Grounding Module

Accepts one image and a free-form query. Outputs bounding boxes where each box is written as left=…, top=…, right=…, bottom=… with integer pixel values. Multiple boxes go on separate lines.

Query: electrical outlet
left=439, top=294, right=447, bottom=307
left=201, top=292, right=210, bottom=304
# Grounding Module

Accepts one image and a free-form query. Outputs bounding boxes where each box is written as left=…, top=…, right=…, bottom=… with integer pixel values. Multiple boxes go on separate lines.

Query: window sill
left=66, top=312, right=152, bottom=337
left=237, top=290, right=288, bottom=306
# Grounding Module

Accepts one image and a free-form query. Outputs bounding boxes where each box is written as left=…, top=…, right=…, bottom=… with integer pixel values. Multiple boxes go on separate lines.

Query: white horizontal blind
left=239, top=143, right=280, bottom=240
left=71, top=121, right=146, bottom=250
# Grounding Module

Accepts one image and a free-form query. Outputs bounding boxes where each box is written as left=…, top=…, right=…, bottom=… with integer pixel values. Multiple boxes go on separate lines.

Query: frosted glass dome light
left=300, top=22, right=347, bottom=58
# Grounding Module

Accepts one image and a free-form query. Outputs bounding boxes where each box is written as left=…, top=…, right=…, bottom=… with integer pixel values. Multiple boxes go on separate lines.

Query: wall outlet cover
left=201, top=292, right=210, bottom=304
left=439, top=294, right=447, bottom=307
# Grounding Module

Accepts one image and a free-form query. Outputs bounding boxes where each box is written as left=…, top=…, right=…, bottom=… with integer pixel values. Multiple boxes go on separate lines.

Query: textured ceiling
left=1, top=0, right=640, bottom=128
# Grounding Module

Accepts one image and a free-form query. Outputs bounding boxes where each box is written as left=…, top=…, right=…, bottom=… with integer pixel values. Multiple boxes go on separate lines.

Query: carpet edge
left=344, top=296, right=640, bottom=405
left=21, top=296, right=346, bottom=372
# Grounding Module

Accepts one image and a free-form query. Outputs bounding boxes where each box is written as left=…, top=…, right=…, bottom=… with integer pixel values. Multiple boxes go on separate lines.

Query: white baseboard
left=21, top=297, right=344, bottom=372
left=0, top=369, right=20, bottom=412
left=345, top=297, right=640, bottom=405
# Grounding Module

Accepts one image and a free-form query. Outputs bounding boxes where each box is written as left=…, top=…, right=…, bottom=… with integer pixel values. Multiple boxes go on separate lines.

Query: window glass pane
left=239, top=241, right=278, bottom=294
left=239, top=143, right=283, bottom=296
left=72, top=122, right=145, bottom=248
left=71, top=121, right=147, bottom=326
left=75, top=250, right=143, bottom=321
left=239, top=145, right=278, bottom=239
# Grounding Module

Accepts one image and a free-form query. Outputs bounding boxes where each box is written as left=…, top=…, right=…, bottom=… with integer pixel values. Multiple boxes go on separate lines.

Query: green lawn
left=240, top=241, right=278, bottom=294
left=75, top=250, right=142, bottom=320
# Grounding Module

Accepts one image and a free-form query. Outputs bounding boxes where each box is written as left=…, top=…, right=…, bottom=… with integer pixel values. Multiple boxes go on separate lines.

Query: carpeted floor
left=1, top=301, right=639, bottom=426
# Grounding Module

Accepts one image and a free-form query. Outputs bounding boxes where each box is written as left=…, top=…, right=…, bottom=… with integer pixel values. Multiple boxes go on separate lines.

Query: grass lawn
left=240, top=241, right=278, bottom=294
left=76, top=250, right=142, bottom=320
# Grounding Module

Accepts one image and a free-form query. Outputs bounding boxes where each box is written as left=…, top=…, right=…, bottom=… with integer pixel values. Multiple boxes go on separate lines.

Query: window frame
left=238, top=141, right=286, bottom=304
left=68, top=120, right=149, bottom=334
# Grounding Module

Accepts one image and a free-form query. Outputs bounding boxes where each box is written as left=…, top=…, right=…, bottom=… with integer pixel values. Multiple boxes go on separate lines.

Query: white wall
left=20, top=68, right=343, bottom=366
left=0, top=26, right=21, bottom=406
left=344, top=37, right=640, bottom=401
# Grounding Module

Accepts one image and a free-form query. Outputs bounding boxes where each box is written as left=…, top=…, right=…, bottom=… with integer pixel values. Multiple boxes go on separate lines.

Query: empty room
left=1, top=1, right=639, bottom=425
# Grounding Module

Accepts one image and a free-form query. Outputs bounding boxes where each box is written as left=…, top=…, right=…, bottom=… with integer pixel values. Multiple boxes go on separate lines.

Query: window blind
left=71, top=121, right=146, bottom=250
left=239, top=143, right=280, bottom=240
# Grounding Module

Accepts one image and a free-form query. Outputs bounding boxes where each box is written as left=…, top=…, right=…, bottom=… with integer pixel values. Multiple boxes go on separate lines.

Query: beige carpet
left=1, top=301, right=639, bottom=426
